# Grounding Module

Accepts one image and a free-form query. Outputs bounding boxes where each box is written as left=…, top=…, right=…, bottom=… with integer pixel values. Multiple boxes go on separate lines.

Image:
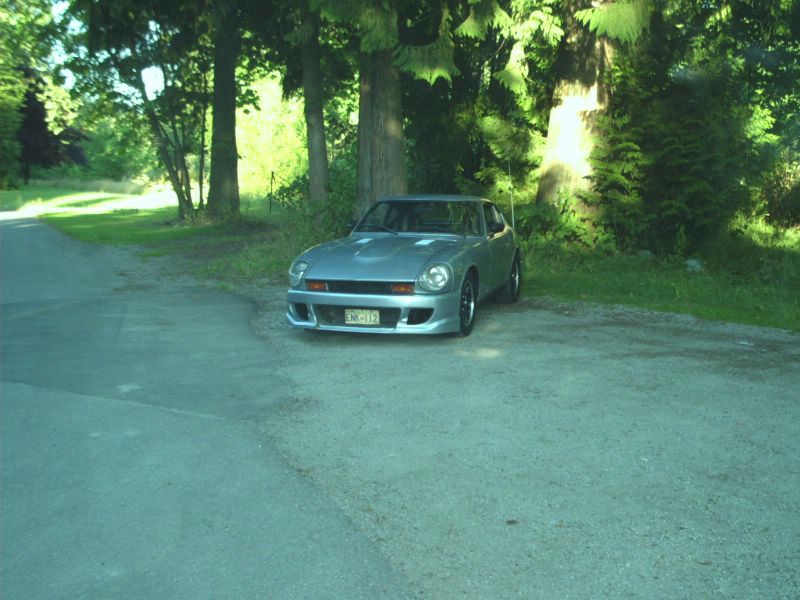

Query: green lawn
left=0, top=185, right=236, bottom=245
left=3, top=183, right=798, bottom=332
left=0, top=187, right=125, bottom=212
left=526, top=251, right=799, bottom=331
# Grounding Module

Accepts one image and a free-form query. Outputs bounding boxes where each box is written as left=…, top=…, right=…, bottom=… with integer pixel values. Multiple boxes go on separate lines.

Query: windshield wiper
left=358, top=224, right=397, bottom=235
left=417, top=224, right=454, bottom=234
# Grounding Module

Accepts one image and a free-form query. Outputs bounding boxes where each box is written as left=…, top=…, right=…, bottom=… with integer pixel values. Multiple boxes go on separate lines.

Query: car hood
left=303, top=235, right=457, bottom=281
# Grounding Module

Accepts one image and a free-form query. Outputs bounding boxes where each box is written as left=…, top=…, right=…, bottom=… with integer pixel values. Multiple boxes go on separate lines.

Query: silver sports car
left=286, top=194, right=521, bottom=336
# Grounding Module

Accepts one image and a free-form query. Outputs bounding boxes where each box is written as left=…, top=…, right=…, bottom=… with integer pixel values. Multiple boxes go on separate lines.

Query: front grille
left=315, top=305, right=400, bottom=328
left=321, top=280, right=413, bottom=295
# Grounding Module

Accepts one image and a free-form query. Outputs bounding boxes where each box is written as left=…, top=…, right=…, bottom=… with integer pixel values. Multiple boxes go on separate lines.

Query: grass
left=525, top=249, right=799, bottom=331
left=41, top=208, right=217, bottom=245
left=3, top=183, right=798, bottom=331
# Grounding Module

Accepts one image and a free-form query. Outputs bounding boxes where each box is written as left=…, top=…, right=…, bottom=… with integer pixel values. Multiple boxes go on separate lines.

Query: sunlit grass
left=41, top=208, right=220, bottom=245
left=525, top=233, right=800, bottom=332
left=0, top=185, right=177, bottom=216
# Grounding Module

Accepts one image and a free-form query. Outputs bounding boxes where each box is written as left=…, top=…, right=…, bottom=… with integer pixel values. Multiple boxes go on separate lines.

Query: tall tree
left=17, top=68, right=62, bottom=183
left=0, top=0, right=61, bottom=188
left=348, top=1, right=460, bottom=216
left=536, top=0, right=650, bottom=213
left=535, top=0, right=616, bottom=206
left=207, top=1, right=242, bottom=219
left=70, top=0, right=212, bottom=220
left=299, top=0, right=330, bottom=214
left=353, top=1, right=406, bottom=216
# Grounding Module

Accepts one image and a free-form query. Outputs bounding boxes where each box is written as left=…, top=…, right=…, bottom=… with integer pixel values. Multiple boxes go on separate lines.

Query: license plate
left=344, top=308, right=380, bottom=325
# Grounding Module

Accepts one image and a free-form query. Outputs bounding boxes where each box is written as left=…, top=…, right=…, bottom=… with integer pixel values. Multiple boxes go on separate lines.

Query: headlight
left=417, top=263, right=452, bottom=292
left=289, top=260, right=309, bottom=287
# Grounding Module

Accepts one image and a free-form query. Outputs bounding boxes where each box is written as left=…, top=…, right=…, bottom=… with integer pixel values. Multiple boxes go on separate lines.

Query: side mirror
left=488, top=221, right=504, bottom=235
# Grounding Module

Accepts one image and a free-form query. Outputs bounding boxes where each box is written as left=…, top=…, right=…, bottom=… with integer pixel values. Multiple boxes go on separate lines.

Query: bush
left=515, top=195, right=617, bottom=256
left=762, top=158, right=800, bottom=227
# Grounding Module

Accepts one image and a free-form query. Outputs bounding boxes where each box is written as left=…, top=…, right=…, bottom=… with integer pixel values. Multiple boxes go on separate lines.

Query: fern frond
left=575, top=0, right=650, bottom=44
left=511, top=7, right=563, bottom=46
left=480, top=113, right=542, bottom=162
left=493, top=41, right=528, bottom=95
left=454, top=0, right=512, bottom=40
left=395, top=8, right=459, bottom=84
left=359, top=3, right=398, bottom=53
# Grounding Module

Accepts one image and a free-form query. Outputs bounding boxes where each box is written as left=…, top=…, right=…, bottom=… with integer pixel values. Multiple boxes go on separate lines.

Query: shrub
left=761, top=158, right=800, bottom=227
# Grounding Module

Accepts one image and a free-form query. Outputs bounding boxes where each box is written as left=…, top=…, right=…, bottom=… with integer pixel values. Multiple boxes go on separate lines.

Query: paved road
left=0, top=217, right=409, bottom=599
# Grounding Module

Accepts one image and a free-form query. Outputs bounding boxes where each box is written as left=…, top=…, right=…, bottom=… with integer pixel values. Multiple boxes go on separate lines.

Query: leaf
left=359, top=3, right=398, bottom=53
left=493, top=41, right=528, bottom=95
left=395, top=8, right=459, bottom=84
left=454, top=0, right=512, bottom=40
left=575, top=0, right=650, bottom=44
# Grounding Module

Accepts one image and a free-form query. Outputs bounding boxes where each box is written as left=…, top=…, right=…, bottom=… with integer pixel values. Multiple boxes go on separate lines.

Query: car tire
left=497, top=253, right=521, bottom=303
left=458, top=274, right=477, bottom=337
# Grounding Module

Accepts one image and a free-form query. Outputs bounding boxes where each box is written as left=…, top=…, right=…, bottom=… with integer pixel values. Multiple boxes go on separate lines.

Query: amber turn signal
left=306, top=280, right=328, bottom=291
left=390, top=283, right=415, bottom=294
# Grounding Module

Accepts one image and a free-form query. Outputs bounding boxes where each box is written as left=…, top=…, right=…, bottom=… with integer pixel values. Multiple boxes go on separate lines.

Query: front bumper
left=286, top=287, right=461, bottom=334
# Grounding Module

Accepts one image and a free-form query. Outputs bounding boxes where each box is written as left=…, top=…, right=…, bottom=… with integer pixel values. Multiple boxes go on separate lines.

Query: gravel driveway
left=251, top=288, right=800, bottom=598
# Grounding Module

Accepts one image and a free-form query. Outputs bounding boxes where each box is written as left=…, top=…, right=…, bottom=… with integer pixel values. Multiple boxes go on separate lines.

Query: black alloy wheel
left=459, top=274, right=477, bottom=336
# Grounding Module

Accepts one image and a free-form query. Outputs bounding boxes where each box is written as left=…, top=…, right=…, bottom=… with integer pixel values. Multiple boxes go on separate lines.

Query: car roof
left=378, top=194, right=486, bottom=203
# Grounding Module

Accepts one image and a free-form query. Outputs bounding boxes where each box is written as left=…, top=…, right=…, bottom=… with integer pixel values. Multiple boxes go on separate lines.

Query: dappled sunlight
left=739, top=218, right=800, bottom=253
left=0, top=188, right=177, bottom=219
left=453, top=346, right=504, bottom=360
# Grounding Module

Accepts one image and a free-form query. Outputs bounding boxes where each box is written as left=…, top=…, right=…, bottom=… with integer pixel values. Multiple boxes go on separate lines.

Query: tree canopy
left=1, top=0, right=797, bottom=242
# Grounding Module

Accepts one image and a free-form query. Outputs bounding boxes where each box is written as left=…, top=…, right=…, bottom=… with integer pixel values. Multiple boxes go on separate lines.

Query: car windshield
left=355, top=200, right=481, bottom=236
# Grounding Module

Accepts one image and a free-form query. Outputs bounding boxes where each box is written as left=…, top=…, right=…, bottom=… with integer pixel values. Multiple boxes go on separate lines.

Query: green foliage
left=437, top=0, right=562, bottom=206
left=501, top=0, right=564, bottom=46
left=0, top=0, right=65, bottom=188
left=325, top=143, right=358, bottom=225
left=575, top=0, right=650, bottom=44
left=515, top=192, right=616, bottom=254
left=0, top=68, right=23, bottom=188
left=395, top=8, right=460, bottom=84
left=761, top=155, right=800, bottom=227
left=358, top=2, right=399, bottom=53
left=237, top=77, right=307, bottom=197
left=581, top=2, right=795, bottom=254
left=581, top=114, right=649, bottom=250
left=80, top=114, right=157, bottom=181
left=454, top=1, right=512, bottom=40
left=479, top=114, right=543, bottom=163
left=493, top=41, right=529, bottom=95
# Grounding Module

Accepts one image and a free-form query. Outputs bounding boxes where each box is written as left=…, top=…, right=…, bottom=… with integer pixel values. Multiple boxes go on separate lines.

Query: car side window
left=461, top=203, right=481, bottom=235
left=483, top=203, right=504, bottom=234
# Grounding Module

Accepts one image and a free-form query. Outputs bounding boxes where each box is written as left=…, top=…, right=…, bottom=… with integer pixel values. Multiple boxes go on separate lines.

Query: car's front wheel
left=458, top=274, right=477, bottom=337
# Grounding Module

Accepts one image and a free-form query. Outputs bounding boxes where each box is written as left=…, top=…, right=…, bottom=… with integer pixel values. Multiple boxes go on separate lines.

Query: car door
left=482, top=202, right=515, bottom=292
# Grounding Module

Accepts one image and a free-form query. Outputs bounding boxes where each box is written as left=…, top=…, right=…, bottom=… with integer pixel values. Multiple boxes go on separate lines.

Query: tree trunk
left=134, top=73, right=194, bottom=220
left=355, top=52, right=373, bottom=218
left=300, top=2, right=329, bottom=221
left=207, top=2, right=241, bottom=219
left=198, top=72, right=208, bottom=210
left=355, top=49, right=406, bottom=218
left=535, top=0, right=612, bottom=209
